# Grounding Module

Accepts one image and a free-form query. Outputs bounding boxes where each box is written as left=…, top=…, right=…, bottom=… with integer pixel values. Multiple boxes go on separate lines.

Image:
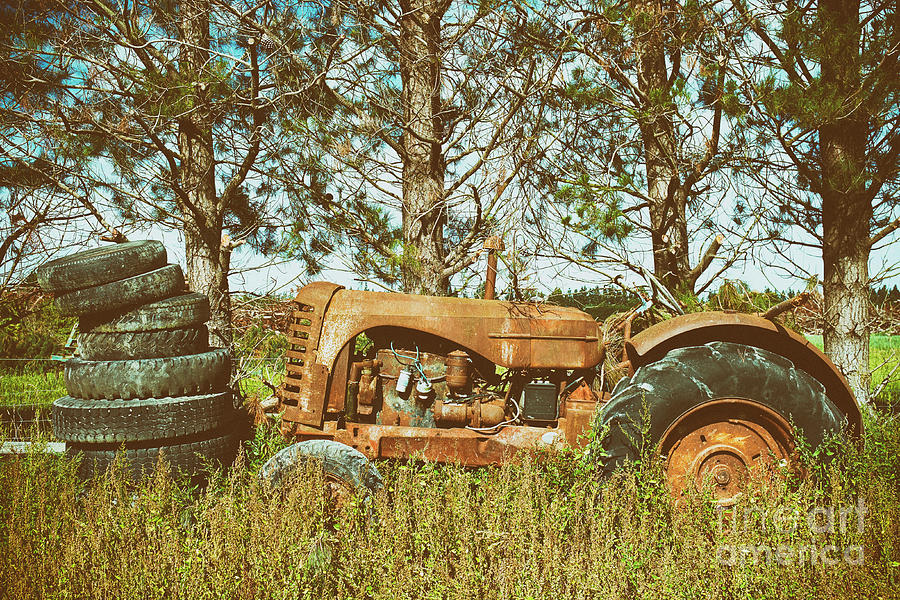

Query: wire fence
left=0, top=358, right=60, bottom=361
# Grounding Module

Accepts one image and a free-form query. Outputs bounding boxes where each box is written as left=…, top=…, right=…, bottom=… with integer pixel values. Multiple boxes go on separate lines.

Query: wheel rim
left=660, top=398, right=795, bottom=505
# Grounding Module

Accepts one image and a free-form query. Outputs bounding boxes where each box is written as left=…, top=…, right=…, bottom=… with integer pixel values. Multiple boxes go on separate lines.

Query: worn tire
left=36, top=240, right=166, bottom=294
left=78, top=326, right=208, bottom=360
left=65, top=348, right=230, bottom=400
left=69, top=426, right=240, bottom=480
left=80, top=292, right=211, bottom=333
left=56, top=264, right=185, bottom=317
left=595, top=341, right=846, bottom=476
left=52, top=392, right=234, bottom=443
left=259, top=440, right=383, bottom=496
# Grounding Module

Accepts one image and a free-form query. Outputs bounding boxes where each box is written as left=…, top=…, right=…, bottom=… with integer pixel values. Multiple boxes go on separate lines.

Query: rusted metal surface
left=279, top=282, right=344, bottom=426
left=313, top=286, right=602, bottom=372
left=483, top=236, right=504, bottom=300
left=625, top=311, right=862, bottom=437
left=281, top=281, right=601, bottom=426
left=375, top=348, right=443, bottom=428
left=347, top=359, right=379, bottom=418
left=660, top=398, right=795, bottom=505
left=433, top=397, right=506, bottom=428
left=561, top=381, right=597, bottom=449
left=279, top=279, right=852, bottom=488
left=326, top=345, right=350, bottom=415
left=445, top=351, right=471, bottom=392
left=287, top=420, right=580, bottom=466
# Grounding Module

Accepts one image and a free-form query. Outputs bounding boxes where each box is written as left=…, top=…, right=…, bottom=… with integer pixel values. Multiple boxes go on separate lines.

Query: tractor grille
left=278, top=282, right=343, bottom=426
left=281, top=301, right=312, bottom=409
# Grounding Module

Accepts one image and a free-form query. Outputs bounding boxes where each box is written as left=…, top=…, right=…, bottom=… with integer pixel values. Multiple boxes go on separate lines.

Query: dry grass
left=2, top=413, right=899, bottom=600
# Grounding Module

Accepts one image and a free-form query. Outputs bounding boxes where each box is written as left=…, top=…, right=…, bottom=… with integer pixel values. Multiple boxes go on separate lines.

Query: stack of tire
left=36, top=241, right=240, bottom=480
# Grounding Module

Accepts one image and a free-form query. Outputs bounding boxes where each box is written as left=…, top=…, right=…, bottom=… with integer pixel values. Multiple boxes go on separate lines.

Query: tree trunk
left=634, top=0, right=692, bottom=294
left=822, top=197, right=871, bottom=404
left=819, top=0, right=870, bottom=403
left=398, top=0, right=449, bottom=296
left=178, top=0, right=232, bottom=346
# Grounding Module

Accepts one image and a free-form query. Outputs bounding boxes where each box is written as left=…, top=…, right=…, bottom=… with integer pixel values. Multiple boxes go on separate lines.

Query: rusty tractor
left=263, top=254, right=861, bottom=504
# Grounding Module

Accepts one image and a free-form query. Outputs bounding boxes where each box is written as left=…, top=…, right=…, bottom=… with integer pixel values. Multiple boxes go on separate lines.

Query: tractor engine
left=350, top=342, right=567, bottom=432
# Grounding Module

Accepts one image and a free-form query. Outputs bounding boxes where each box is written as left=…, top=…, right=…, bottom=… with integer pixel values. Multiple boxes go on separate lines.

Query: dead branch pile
left=230, top=296, right=294, bottom=334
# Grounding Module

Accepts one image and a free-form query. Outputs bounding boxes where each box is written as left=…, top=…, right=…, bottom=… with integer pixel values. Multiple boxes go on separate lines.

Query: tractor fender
left=624, top=311, right=862, bottom=437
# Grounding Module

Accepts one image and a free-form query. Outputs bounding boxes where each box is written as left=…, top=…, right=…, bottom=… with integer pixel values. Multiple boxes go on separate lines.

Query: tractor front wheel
left=259, top=440, right=383, bottom=507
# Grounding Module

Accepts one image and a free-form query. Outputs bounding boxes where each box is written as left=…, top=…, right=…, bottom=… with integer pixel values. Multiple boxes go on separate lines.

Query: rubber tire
left=80, top=292, right=211, bottom=333
left=259, top=440, right=383, bottom=496
left=52, top=392, right=235, bottom=443
left=78, top=326, right=208, bottom=360
left=36, top=240, right=166, bottom=294
left=64, top=348, right=230, bottom=400
left=69, top=426, right=240, bottom=480
left=595, top=341, right=846, bottom=477
left=55, top=264, right=185, bottom=317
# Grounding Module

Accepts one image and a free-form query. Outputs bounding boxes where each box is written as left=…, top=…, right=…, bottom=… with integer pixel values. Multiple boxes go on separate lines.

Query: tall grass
left=2, top=414, right=899, bottom=600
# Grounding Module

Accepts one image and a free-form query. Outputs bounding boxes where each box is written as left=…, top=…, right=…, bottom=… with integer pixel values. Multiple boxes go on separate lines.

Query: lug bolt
left=713, top=465, right=731, bottom=486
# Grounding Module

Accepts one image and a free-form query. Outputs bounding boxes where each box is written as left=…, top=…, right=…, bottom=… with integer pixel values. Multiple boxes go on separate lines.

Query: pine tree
left=736, top=0, right=900, bottom=402
left=1, top=0, right=124, bottom=287
left=519, top=0, right=761, bottom=295
left=271, top=0, right=563, bottom=295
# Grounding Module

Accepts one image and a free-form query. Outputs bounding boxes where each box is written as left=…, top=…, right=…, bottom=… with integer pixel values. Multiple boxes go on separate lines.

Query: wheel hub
left=711, top=463, right=732, bottom=486
left=660, top=398, right=795, bottom=505
left=324, top=474, right=357, bottom=511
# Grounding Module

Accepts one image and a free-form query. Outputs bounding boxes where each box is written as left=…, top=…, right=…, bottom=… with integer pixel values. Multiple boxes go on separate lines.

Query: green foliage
left=242, top=420, right=293, bottom=474
left=705, top=280, right=791, bottom=313
left=233, top=324, right=288, bottom=365
left=0, top=291, right=75, bottom=373
left=553, top=174, right=633, bottom=243
left=232, top=321, right=288, bottom=404
left=871, top=285, right=900, bottom=306
left=0, top=368, right=64, bottom=407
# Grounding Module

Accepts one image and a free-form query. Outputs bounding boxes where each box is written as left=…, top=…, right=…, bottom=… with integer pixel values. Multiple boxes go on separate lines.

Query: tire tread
left=64, top=348, right=230, bottom=399
left=52, top=392, right=234, bottom=443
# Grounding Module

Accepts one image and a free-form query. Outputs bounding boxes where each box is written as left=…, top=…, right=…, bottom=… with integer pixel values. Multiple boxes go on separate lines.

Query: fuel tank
left=300, top=284, right=604, bottom=372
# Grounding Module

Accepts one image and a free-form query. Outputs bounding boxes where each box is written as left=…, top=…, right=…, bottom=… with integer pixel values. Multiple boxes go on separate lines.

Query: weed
left=1, top=416, right=898, bottom=599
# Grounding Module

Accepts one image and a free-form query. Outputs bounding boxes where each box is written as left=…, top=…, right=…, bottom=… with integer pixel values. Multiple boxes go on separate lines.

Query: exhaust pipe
left=483, top=236, right=504, bottom=300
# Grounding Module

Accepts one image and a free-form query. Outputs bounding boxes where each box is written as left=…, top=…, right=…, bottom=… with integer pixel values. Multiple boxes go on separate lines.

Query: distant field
left=0, top=367, right=65, bottom=408
left=806, top=334, right=900, bottom=403
left=804, top=334, right=900, bottom=352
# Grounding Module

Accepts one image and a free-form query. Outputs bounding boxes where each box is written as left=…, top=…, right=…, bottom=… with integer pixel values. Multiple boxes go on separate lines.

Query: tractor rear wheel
left=596, top=341, right=847, bottom=504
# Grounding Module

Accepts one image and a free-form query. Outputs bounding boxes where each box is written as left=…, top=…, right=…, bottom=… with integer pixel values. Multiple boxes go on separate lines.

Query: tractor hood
left=297, top=283, right=603, bottom=371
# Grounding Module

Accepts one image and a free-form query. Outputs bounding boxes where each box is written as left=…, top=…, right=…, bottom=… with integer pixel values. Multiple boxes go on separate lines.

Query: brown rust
left=433, top=397, right=506, bottom=429
left=445, top=350, right=472, bottom=393
left=626, top=311, right=862, bottom=437
left=279, top=282, right=344, bottom=427
left=279, top=280, right=860, bottom=486
left=357, top=362, right=379, bottom=416
left=483, top=236, right=504, bottom=301
left=660, top=398, right=795, bottom=505
left=287, top=420, right=579, bottom=466
left=314, top=287, right=601, bottom=371
left=561, top=381, right=597, bottom=449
